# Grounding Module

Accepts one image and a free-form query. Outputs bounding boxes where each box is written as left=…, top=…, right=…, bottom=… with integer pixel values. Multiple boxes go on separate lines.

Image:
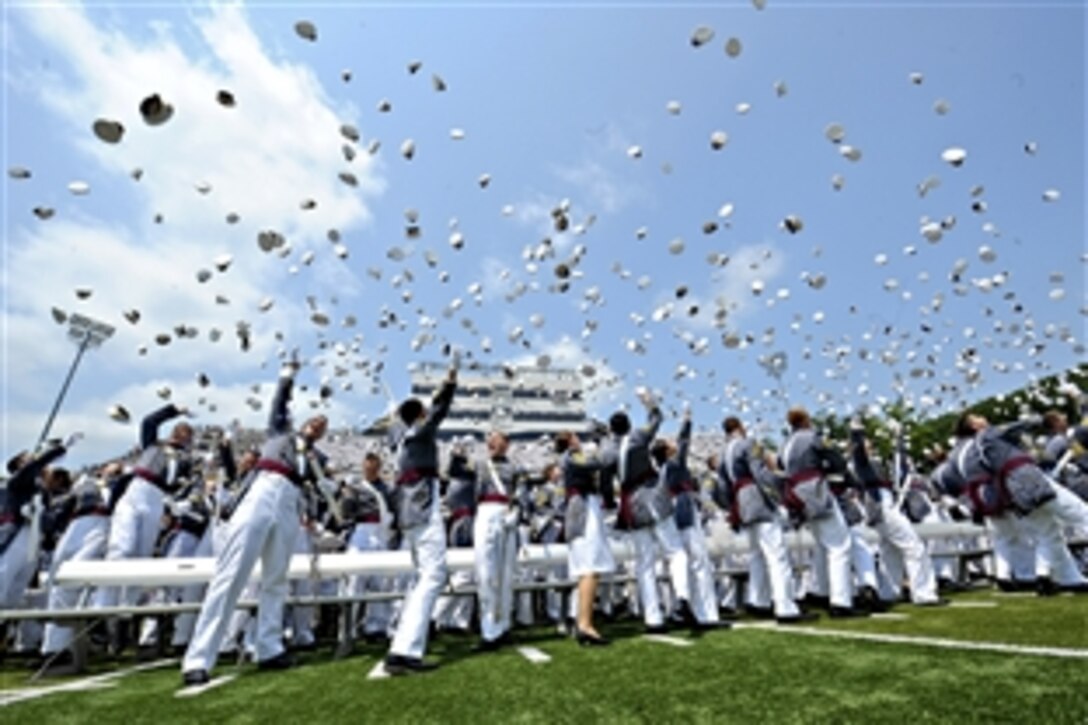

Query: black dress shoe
left=574, top=629, right=611, bottom=647
left=803, top=594, right=831, bottom=609
left=364, top=632, right=390, bottom=645
left=1059, top=582, right=1088, bottom=594
left=257, top=651, right=297, bottom=670
left=384, top=654, right=438, bottom=676
left=676, top=600, right=700, bottom=629
left=777, top=611, right=820, bottom=625
left=695, top=620, right=733, bottom=631
left=1036, top=578, right=1059, bottom=597
left=718, top=607, right=739, bottom=621
left=182, top=669, right=210, bottom=687
left=472, top=637, right=502, bottom=653
left=743, top=605, right=774, bottom=620
left=858, top=586, right=891, bottom=613
left=644, top=624, right=670, bottom=635
left=828, top=606, right=869, bottom=619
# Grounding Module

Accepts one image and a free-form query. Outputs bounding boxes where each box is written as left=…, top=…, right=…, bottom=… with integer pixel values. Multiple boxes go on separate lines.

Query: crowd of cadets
left=2, top=362, right=1087, bottom=683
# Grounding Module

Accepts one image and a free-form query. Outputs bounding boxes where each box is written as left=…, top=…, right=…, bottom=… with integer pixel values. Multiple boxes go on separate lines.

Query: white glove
left=450, top=346, right=462, bottom=372
left=64, top=432, right=84, bottom=449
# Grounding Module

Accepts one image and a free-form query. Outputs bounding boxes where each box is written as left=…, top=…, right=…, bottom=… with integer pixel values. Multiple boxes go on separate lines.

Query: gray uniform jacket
left=601, top=406, right=669, bottom=530
left=780, top=429, right=836, bottom=521
left=975, top=421, right=1055, bottom=514
left=531, top=481, right=566, bottom=544
left=391, top=379, right=456, bottom=529
left=341, top=477, right=393, bottom=525
left=719, top=436, right=779, bottom=526
left=133, top=405, right=191, bottom=492
left=561, top=450, right=605, bottom=541
left=472, top=456, right=529, bottom=506
left=945, top=435, right=1011, bottom=517
left=446, top=453, right=476, bottom=547
left=258, top=377, right=328, bottom=485
left=661, top=420, right=698, bottom=530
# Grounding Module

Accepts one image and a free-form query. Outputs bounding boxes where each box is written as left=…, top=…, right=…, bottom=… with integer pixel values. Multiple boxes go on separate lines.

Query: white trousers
left=182, top=472, right=300, bottom=673
left=343, top=522, right=394, bottom=635
left=40, top=516, right=109, bottom=653
left=678, top=524, right=719, bottom=624
left=746, top=520, right=800, bottom=617
left=94, top=479, right=165, bottom=609
left=631, top=517, right=690, bottom=627
left=0, top=527, right=35, bottom=609
left=849, top=526, right=880, bottom=591
left=1050, top=480, right=1088, bottom=533
left=988, top=515, right=1037, bottom=582
left=1022, top=497, right=1087, bottom=586
left=434, top=567, right=475, bottom=631
left=872, top=490, right=939, bottom=603
left=806, top=505, right=853, bottom=609
left=388, top=480, right=448, bottom=660
left=474, top=503, right=518, bottom=641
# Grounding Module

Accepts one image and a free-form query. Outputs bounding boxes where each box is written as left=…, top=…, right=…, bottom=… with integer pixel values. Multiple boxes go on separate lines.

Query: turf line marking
left=0, top=658, right=177, bottom=707
left=870, top=613, right=910, bottom=620
left=366, top=661, right=390, bottom=680
left=946, top=601, right=998, bottom=609
left=517, top=646, right=551, bottom=664
left=642, top=634, right=693, bottom=648
left=754, top=626, right=1088, bottom=659
left=175, top=674, right=237, bottom=698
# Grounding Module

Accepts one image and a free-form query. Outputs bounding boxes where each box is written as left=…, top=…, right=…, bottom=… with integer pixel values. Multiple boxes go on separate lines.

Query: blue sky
left=2, top=1, right=1085, bottom=464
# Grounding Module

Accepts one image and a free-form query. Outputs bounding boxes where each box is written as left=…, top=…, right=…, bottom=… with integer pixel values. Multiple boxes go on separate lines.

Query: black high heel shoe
left=575, top=629, right=610, bottom=647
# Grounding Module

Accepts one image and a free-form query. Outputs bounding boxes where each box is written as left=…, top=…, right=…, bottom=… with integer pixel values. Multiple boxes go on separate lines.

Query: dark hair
left=398, top=398, right=424, bottom=426
left=1042, top=410, right=1066, bottom=433
left=554, top=431, right=574, bottom=454
left=609, top=412, right=631, bottom=436
left=6, top=450, right=28, bottom=475
left=364, top=452, right=381, bottom=463
left=723, top=416, right=742, bottom=434
left=650, top=440, right=669, bottom=465
left=47, top=467, right=72, bottom=492
left=786, top=407, right=810, bottom=431
left=953, top=411, right=976, bottom=439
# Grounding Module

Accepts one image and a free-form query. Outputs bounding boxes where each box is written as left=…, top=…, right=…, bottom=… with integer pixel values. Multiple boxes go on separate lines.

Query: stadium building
left=407, top=362, right=590, bottom=440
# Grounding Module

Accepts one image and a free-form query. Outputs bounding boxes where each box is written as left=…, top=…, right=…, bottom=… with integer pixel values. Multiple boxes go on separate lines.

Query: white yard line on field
left=750, top=625, right=1088, bottom=659
left=642, top=634, right=693, bottom=648
left=517, top=646, right=551, bottom=664
left=1, top=658, right=177, bottom=707
left=870, top=613, right=911, bottom=620
left=175, top=674, right=237, bottom=699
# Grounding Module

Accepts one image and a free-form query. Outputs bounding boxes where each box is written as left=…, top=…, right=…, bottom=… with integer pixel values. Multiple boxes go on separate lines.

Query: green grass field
left=3, top=589, right=1086, bottom=724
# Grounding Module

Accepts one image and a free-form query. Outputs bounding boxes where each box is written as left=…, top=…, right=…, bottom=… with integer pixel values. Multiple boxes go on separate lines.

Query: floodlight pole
left=38, top=333, right=91, bottom=447
left=37, top=313, right=115, bottom=447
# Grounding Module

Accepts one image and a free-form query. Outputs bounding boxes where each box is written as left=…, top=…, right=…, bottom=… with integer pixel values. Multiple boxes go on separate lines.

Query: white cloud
left=552, top=159, right=642, bottom=215
left=3, top=3, right=384, bottom=456
left=669, top=241, right=789, bottom=332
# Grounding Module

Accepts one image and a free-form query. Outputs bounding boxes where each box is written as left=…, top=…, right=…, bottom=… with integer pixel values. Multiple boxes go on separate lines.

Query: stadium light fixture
left=38, top=312, right=115, bottom=445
